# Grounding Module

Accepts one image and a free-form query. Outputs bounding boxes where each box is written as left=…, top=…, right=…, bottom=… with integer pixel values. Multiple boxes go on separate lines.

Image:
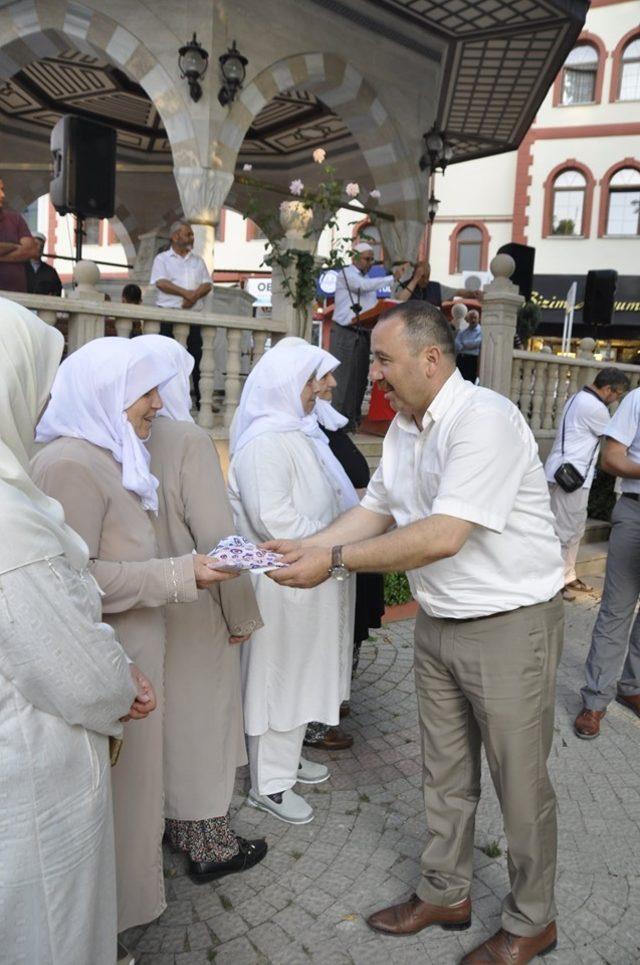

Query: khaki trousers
left=413, top=593, right=564, bottom=937
left=548, top=483, right=590, bottom=585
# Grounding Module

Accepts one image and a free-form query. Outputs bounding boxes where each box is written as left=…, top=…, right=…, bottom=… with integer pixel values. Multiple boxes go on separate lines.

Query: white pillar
left=478, top=254, right=524, bottom=399
left=271, top=200, right=316, bottom=338
left=67, top=261, right=105, bottom=352
left=173, top=166, right=234, bottom=273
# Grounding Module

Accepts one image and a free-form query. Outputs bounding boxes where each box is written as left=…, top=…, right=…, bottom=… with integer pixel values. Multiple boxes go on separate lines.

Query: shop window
left=605, top=168, right=640, bottom=236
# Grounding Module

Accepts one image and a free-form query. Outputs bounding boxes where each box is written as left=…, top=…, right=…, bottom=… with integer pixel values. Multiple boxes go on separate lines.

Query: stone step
left=576, top=540, right=609, bottom=579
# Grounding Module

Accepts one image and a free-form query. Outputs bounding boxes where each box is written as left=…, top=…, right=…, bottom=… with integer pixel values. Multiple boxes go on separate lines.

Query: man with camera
left=544, top=369, right=629, bottom=603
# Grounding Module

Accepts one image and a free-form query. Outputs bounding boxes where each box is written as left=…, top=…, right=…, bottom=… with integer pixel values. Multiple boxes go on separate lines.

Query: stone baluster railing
left=0, top=260, right=285, bottom=435
left=511, top=351, right=640, bottom=431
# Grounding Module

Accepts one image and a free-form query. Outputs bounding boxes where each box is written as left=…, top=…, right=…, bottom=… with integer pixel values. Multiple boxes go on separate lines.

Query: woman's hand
left=193, top=554, right=239, bottom=588
left=229, top=633, right=251, bottom=645
left=121, top=663, right=157, bottom=722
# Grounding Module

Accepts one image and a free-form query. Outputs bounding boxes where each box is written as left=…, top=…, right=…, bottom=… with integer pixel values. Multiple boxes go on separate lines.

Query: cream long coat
left=146, top=417, right=263, bottom=820
left=0, top=556, right=135, bottom=965
left=32, top=438, right=198, bottom=933
left=228, top=430, right=355, bottom=735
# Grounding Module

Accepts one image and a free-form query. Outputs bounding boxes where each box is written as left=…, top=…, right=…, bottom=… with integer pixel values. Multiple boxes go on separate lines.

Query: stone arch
left=0, top=0, right=199, bottom=167
left=217, top=52, right=423, bottom=224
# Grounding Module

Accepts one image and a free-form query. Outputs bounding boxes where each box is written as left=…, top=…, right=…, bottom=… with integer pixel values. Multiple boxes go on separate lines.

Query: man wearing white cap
left=330, top=243, right=401, bottom=430
left=25, top=231, right=62, bottom=297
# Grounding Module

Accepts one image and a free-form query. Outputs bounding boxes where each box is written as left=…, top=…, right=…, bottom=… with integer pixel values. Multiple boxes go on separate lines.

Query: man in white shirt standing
left=545, top=369, right=629, bottom=601
left=150, top=222, right=212, bottom=312
left=330, top=242, right=401, bottom=431
left=575, top=387, right=640, bottom=740
left=266, top=301, right=564, bottom=965
left=150, top=221, right=212, bottom=403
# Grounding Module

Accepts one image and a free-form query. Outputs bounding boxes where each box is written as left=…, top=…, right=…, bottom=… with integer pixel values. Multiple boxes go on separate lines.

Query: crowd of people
left=4, top=212, right=640, bottom=965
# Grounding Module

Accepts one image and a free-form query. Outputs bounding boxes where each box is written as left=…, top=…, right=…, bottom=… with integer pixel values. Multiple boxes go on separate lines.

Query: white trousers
left=247, top=724, right=307, bottom=796
left=548, top=483, right=590, bottom=584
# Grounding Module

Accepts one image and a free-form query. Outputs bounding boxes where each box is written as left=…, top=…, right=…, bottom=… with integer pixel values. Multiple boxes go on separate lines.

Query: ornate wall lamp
left=218, top=41, right=248, bottom=106
left=178, top=33, right=209, bottom=102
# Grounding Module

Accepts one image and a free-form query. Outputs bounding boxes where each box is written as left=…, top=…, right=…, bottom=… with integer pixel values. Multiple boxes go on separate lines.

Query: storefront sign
left=531, top=275, right=640, bottom=328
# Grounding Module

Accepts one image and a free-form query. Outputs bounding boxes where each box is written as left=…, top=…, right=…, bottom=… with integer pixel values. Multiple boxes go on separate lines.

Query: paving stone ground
left=123, top=589, right=640, bottom=965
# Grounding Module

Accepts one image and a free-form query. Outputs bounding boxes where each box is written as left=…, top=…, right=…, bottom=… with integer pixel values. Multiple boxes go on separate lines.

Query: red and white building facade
left=428, top=0, right=640, bottom=346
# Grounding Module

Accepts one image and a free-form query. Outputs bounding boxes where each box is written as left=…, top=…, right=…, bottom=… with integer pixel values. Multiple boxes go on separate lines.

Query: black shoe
left=189, top=836, right=267, bottom=883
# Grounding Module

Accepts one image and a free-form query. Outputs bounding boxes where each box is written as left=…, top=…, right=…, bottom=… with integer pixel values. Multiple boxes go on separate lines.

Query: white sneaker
left=247, top=788, right=314, bottom=824
left=297, top=757, right=330, bottom=784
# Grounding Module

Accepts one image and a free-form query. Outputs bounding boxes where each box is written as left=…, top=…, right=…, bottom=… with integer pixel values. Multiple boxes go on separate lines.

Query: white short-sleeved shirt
left=360, top=369, right=564, bottom=619
left=604, top=387, right=640, bottom=494
left=544, top=387, right=610, bottom=490
left=150, top=248, right=211, bottom=311
left=333, top=264, right=394, bottom=326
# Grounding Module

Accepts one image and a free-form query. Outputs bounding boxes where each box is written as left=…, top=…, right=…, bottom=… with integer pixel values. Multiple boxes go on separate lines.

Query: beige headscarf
left=0, top=297, right=89, bottom=575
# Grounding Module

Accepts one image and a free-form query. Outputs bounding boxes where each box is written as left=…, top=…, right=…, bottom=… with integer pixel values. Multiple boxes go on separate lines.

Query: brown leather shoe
left=574, top=706, right=606, bottom=739
left=340, top=701, right=351, bottom=719
left=303, top=726, right=354, bottom=750
left=367, top=893, right=471, bottom=936
left=561, top=586, right=576, bottom=602
left=460, top=923, right=557, bottom=963
left=616, top=693, right=640, bottom=718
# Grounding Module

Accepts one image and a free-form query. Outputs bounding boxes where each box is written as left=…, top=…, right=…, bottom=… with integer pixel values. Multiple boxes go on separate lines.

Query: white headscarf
left=271, top=336, right=349, bottom=432
left=135, top=334, right=195, bottom=422
left=0, top=298, right=89, bottom=575
left=36, top=337, right=177, bottom=513
left=232, top=339, right=359, bottom=512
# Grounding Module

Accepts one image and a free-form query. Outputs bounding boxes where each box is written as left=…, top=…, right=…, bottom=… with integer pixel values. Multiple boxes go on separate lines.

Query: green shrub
left=384, top=571, right=412, bottom=607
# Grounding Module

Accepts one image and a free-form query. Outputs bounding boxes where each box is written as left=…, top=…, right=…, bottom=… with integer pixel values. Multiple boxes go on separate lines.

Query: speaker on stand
left=582, top=270, right=617, bottom=342
left=50, top=115, right=117, bottom=262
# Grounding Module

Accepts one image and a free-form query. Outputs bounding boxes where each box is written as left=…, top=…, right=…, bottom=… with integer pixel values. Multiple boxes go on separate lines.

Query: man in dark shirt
left=0, top=179, right=39, bottom=292
left=25, top=232, right=63, bottom=296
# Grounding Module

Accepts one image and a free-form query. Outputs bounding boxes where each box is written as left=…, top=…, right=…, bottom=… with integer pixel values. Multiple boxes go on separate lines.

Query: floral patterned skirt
left=165, top=814, right=239, bottom=863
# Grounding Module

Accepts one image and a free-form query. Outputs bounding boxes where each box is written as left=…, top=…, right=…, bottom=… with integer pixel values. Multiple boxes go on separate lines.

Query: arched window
left=455, top=225, right=483, bottom=271
left=619, top=38, right=640, bottom=101
left=561, top=45, right=598, bottom=104
left=606, top=168, right=640, bottom=236
left=551, top=170, right=586, bottom=235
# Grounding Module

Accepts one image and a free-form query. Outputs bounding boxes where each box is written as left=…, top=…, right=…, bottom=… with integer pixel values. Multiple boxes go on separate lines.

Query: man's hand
left=229, top=633, right=251, bottom=645
left=267, top=546, right=332, bottom=588
left=193, top=554, right=239, bottom=588
left=260, top=539, right=303, bottom=562
left=122, top=663, right=157, bottom=721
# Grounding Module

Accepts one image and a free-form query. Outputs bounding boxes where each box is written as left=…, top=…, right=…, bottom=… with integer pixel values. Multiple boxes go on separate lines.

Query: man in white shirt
left=454, top=309, right=482, bottom=382
left=545, top=369, right=629, bottom=601
left=150, top=222, right=212, bottom=312
left=329, top=242, right=401, bottom=431
left=266, top=301, right=564, bottom=965
left=575, top=387, right=640, bottom=740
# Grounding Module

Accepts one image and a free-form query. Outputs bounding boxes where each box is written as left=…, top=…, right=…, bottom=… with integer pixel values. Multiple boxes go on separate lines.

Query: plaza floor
left=123, top=589, right=640, bottom=965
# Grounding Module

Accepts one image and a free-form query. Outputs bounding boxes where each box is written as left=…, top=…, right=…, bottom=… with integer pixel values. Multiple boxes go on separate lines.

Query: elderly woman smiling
left=31, top=337, right=235, bottom=937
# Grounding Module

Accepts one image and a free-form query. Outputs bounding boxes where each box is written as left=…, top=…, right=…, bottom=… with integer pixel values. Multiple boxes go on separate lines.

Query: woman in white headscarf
left=31, top=336, right=235, bottom=935
left=228, top=340, right=356, bottom=826
left=0, top=299, right=140, bottom=965
left=137, top=334, right=267, bottom=884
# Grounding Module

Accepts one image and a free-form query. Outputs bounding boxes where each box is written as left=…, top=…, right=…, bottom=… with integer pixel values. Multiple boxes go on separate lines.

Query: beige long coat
left=31, top=438, right=198, bottom=933
left=146, top=417, right=262, bottom=820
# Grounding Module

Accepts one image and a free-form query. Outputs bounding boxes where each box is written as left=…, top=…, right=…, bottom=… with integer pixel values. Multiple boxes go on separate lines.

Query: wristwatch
left=329, top=545, right=350, bottom=581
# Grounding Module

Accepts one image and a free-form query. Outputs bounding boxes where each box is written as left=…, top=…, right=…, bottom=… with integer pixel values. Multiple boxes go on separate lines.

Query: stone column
left=271, top=201, right=315, bottom=338
left=478, top=254, right=524, bottom=399
left=173, top=167, right=234, bottom=272
left=378, top=218, right=425, bottom=265
left=67, top=261, right=106, bottom=353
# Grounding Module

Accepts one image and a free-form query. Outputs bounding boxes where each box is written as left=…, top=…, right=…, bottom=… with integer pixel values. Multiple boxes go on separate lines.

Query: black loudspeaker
left=497, top=242, right=535, bottom=302
left=50, top=115, right=116, bottom=219
left=583, top=270, right=618, bottom=326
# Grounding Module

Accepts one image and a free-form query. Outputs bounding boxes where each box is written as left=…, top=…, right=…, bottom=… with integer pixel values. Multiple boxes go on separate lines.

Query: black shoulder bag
left=554, top=394, right=600, bottom=493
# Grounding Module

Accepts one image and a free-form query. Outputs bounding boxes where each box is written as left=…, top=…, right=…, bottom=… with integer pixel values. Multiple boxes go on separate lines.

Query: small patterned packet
left=207, top=535, right=288, bottom=573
